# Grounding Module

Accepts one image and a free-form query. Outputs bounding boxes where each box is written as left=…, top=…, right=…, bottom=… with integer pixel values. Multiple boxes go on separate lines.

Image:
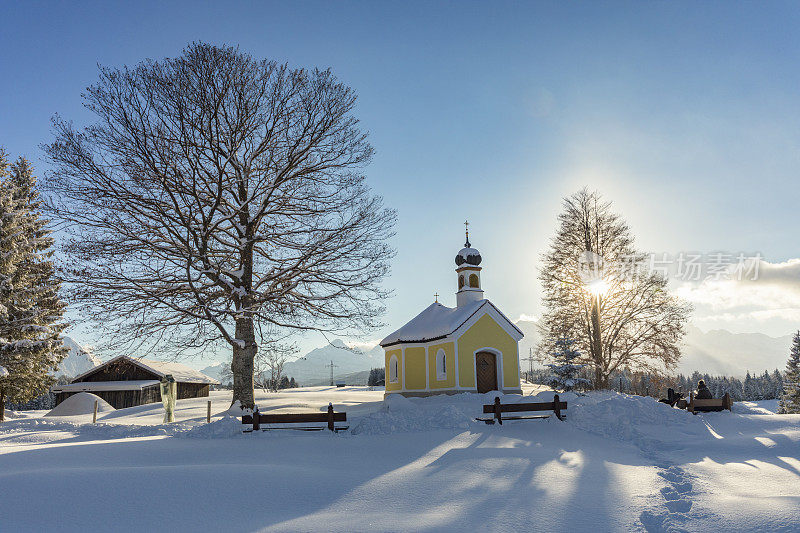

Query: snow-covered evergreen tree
left=778, top=332, right=800, bottom=414
left=771, top=369, right=784, bottom=400
left=0, top=152, right=67, bottom=420
left=744, top=371, right=758, bottom=400
left=546, top=338, right=591, bottom=392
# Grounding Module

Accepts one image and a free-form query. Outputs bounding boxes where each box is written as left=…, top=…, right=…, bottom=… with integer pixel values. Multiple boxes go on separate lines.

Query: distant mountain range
left=513, top=318, right=793, bottom=377
left=283, top=339, right=383, bottom=385
left=679, top=326, right=793, bottom=376
left=200, top=339, right=384, bottom=386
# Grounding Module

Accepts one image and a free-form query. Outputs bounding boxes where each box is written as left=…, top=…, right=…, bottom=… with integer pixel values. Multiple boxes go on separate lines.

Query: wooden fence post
left=327, top=403, right=335, bottom=432
left=493, top=397, right=502, bottom=425
left=92, top=399, right=98, bottom=424
left=207, top=400, right=212, bottom=423
left=723, top=392, right=732, bottom=412
left=253, top=407, right=260, bottom=431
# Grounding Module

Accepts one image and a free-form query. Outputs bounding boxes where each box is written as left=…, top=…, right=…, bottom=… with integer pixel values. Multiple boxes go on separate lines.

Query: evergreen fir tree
left=761, top=371, right=772, bottom=400
left=778, top=332, right=800, bottom=414
left=546, top=338, right=591, bottom=392
left=744, top=371, right=756, bottom=400
left=0, top=153, right=67, bottom=421
left=771, top=369, right=784, bottom=400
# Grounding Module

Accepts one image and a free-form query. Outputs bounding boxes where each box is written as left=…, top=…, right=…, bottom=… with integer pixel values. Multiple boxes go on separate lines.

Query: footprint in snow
left=640, top=464, right=697, bottom=532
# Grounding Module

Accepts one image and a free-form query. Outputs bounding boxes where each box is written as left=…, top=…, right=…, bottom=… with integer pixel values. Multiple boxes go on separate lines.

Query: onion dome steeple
left=455, top=220, right=482, bottom=267
left=454, top=221, right=484, bottom=307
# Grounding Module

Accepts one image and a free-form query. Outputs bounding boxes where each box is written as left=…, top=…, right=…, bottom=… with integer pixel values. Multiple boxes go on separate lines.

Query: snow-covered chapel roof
left=380, top=299, right=523, bottom=347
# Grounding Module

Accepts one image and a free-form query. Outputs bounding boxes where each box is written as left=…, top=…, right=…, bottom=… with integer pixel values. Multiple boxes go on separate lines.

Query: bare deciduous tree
left=539, top=188, right=691, bottom=389
left=254, top=341, right=296, bottom=392
left=43, top=43, right=395, bottom=409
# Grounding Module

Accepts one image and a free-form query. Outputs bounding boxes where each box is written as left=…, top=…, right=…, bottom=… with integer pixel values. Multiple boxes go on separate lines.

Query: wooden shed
left=51, top=355, right=219, bottom=409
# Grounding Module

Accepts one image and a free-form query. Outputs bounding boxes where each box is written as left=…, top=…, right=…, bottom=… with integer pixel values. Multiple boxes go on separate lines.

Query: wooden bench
left=476, top=395, right=567, bottom=425
left=686, top=392, right=732, bottom=414
left=242, top=402, right=348, bottom=432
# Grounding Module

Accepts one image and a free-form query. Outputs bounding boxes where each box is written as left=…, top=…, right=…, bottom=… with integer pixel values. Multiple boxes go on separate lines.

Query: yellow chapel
left=381, top=227, right=523, bottom=397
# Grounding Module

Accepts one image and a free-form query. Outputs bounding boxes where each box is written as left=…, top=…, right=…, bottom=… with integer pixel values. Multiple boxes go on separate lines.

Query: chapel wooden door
left=475, top=351, right=498, bottom=393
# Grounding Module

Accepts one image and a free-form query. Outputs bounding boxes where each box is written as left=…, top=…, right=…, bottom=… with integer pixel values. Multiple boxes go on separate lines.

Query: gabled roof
left=52, top=380, right=160, bottom=392
left=380, top=299, right=523, bottom=347
left=71, top=355, right=219, bottom=385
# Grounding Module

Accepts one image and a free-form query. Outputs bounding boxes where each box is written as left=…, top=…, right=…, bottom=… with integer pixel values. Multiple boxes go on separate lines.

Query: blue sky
left=2, top=1, right=800, bottom=363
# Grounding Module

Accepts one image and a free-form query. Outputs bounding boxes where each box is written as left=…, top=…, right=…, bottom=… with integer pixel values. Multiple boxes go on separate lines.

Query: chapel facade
left=380, top=228, right=523, bottom=397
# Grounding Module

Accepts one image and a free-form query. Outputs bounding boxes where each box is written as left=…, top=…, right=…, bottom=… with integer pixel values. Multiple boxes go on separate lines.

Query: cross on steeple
left=434, top=292, right=439, bottom=303
left=464, top=220, right=470, bottom=247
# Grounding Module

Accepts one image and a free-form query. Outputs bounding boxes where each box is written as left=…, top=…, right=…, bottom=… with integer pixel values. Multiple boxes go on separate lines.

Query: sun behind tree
left=539, top=188, right=691, bottom=389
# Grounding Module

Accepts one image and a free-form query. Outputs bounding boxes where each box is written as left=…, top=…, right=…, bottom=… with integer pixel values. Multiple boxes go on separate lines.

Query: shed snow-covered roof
left=380, top=299, right=523, bottom=347
left=71, top=355, right=219, bottom=385
left=52, top=380, right=160, bottom=392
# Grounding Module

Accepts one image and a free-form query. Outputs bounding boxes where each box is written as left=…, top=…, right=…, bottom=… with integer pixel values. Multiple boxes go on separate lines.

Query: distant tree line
left=527, top=366, right=787, bottom=402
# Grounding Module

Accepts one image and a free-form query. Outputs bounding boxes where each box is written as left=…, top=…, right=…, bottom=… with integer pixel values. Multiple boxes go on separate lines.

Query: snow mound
left=558, top=390, right=710, bottom=453
left=352, top=392, right=521, bottom=435
left=180, top=415, right=244, bottom=439
left=45, top=392, right=115, bottom=417
left=352, top=389, right=720, bottom=447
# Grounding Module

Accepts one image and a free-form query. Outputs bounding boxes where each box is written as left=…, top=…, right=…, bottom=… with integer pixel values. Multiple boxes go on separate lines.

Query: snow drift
left=45, top=392, right=115, bottom=417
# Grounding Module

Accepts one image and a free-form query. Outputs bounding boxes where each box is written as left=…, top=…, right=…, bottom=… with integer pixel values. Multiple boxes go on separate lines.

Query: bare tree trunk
left=590, top=297, right=606, bottom=389
left=0, top=388, right=5, bottom=423
left=232, top=317, right=257, bottom=410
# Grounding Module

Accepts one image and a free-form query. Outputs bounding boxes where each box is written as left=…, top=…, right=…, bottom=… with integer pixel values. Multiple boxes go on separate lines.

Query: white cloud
left=672, top=258, right=800, bottom=335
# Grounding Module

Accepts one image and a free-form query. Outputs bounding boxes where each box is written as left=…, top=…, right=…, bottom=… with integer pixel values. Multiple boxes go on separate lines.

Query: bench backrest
left=687, top=392, right=732, bottom=413
left=483, top=395, right=567, bottom=423
left=482, top=400, right=568, bottom=414
left=691, top=399, right=725, bottom=407
left=242, top=412, right=347, bottom=424
left=242, top=403, right=346, bottom=431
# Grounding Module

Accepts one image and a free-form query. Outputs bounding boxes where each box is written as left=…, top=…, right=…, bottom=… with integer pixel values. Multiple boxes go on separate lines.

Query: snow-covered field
left=1, top=385, right=798, bottom=532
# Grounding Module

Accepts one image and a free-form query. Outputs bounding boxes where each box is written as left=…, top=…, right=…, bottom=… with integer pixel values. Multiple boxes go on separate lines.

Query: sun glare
left=588, top=279, right=609, bottom=296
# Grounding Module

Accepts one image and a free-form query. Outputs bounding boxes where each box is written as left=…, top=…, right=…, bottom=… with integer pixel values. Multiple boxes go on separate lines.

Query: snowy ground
left=1, top=385, right=798, bottom=532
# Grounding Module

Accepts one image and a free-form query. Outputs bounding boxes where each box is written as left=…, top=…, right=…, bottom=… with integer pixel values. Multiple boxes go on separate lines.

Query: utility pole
left=325, top=360, right=338, bottom=386
left=522, top=348, right=535, bottom=383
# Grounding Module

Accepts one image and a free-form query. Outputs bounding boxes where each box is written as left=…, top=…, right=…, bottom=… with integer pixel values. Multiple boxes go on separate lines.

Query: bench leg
left=494, top=397, right=503, bottom=425
left=553, top=394, right=564, bottom=421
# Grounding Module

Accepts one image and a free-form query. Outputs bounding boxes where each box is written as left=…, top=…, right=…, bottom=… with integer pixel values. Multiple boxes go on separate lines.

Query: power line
left=325, top=360, right=338, bottom=386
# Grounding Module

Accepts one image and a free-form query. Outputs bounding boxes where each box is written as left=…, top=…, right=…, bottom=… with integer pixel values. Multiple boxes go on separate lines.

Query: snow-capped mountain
left=283, top=339, right=383, bottom=385
left=200, top=362, right=228, bottom=385
left=56, top=336, right=102, bottom=378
